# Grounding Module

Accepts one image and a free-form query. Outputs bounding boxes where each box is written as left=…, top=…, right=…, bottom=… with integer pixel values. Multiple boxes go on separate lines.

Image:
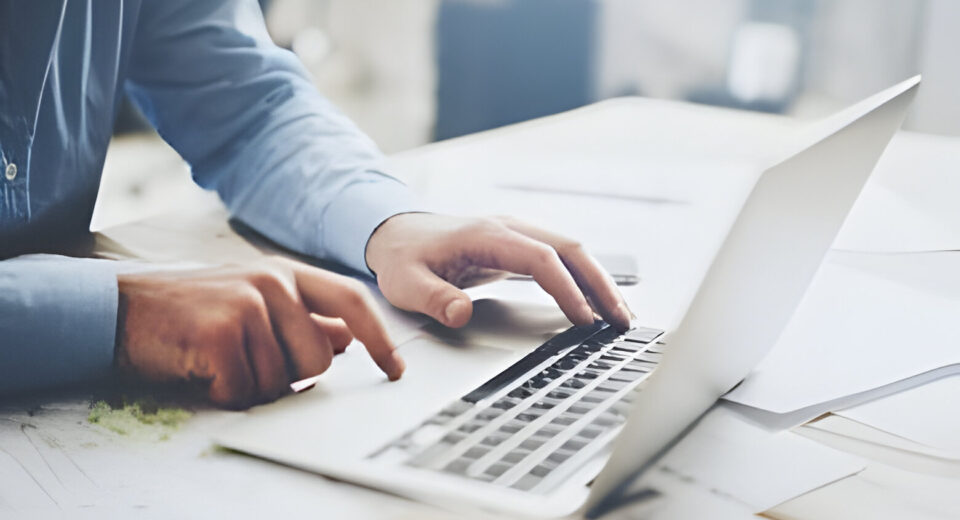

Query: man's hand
left=366, top=214, right=632, bottom=331
left=115, top=258, right=404, bottom=408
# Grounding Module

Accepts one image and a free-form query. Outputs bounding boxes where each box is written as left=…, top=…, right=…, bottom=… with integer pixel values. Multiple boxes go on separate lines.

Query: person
left=0, top=0, right=631, bottom=408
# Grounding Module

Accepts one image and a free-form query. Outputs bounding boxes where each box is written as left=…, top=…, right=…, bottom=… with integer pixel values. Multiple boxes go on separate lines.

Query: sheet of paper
left=836, top=375, right=960, bottom=455
left=833, top=132, right=960, bottom=253
left=799, top=414, right=960, bottom=466
left=725, top=250, right=960, bottom=420
left=644, top=405, right=864, bottom=512
left=769, top=464, right=960, bottom=520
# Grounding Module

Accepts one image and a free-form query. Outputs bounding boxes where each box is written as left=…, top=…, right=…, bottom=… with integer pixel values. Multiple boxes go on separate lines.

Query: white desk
left=3, top=98, right=959, bottom=518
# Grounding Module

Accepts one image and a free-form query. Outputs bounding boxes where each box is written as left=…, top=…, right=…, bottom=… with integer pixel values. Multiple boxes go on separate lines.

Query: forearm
left=125, top=0, right=423, bottom=274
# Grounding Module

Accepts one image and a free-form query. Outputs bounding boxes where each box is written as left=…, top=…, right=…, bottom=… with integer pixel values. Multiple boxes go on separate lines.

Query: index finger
left=497, top=218, right=633, bottom=331
left=287, top=264, right=405, bottom=381
left=462, top=227, right=596, bottom=327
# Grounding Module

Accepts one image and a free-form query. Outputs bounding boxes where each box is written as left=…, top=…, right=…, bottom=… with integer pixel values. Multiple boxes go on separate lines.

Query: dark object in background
left=435, top=0, right=597, bottom=140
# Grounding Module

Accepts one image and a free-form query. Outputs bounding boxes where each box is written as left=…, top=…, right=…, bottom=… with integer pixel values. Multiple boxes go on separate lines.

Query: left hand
left=365, top=213, right=632, bottom=331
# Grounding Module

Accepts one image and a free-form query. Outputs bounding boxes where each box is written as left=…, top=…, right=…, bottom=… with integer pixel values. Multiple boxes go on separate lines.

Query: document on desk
left=835, top=375, right=960, bottom=455
left=644, top=405, right=865, bottom=513
left=833, top=132, right=960, bottom=253
left=724, top=250, right=960, bottom=426
left=769, top=463, right=960, bottom=520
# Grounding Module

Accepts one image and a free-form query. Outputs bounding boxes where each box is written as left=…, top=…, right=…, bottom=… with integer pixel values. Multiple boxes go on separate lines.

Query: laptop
left=216, top=76, right=920, bottom=518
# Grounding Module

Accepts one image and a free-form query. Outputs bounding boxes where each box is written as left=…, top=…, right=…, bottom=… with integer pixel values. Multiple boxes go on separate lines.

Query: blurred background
left=257, top=0, right=958, bottom=151
left=98, top=0, right=959, bottom=228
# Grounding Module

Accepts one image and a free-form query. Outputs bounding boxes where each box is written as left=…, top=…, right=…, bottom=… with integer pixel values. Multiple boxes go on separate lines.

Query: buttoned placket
left=3, top=154, right=17, bottom=181
left=0, top=144, right=29, bottom=222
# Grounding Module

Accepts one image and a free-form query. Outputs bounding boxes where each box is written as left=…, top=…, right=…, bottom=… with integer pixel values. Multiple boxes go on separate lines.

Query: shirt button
left=4, top=163, right=17, bottom=181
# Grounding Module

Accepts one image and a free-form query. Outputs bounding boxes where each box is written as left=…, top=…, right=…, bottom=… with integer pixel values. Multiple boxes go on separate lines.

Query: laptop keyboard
left=370, top=322, right=664, bottom=494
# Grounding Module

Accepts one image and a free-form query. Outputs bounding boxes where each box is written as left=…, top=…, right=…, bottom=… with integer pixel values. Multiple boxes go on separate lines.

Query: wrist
left=365, top=212, right=427, bottom=275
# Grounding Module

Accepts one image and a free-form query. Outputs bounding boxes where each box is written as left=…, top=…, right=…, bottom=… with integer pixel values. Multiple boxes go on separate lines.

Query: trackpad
left=421, top=298, right=572, bottom=352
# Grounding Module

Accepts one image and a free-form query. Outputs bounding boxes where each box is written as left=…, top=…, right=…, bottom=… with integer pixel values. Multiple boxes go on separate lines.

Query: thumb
left=382, top=265, right=473, bottom=328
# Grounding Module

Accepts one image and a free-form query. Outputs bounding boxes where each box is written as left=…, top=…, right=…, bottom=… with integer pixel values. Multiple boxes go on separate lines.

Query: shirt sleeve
left=124, top=0, right=421, bottom=275
left=0, top=255, right=121, bottom=396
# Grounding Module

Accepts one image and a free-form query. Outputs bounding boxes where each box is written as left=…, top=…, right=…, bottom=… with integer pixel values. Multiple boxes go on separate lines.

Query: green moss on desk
left=87, top=398, right=192, bottom=439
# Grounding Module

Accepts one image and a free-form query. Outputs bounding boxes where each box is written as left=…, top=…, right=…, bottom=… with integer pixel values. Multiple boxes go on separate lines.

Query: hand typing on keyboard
left=365, top=214, right=633, bottom=331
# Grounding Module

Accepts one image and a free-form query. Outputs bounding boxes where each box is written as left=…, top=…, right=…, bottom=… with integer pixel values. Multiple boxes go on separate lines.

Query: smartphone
left=508, top=253, right=640, bottom=286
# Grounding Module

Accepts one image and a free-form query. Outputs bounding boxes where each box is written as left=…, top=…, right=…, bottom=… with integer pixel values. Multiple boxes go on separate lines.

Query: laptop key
left=463, top=446, right=490, bottom=459
left=520, top=438, right=546, bottom=451
left=502, top=449, right=532, bottom=465
left=647, top=342, right=667, bottom=354
left=546, top=389, right=574, bottom=400
left=485, top=462, right=512, bottom=479
left=458, top=421, right=484, bottom=434
left=622, top=327, right=663, bottom=344
left=596, top=379, right=630, bottom=393
left=511, top=473, right=542, bottom=491
left=588, top=360, right=616, bottom=371
left=475, top=407, right=504, bottom=421
left=548, top=449, right=576, bottom=465
left=481, top=433, right=508, bottom=447
left=499, top=421, right=525, bottom=434
left=561, top=378, right=587, bottom=390
left=444, top=459, right=471, bottom=474
left=531, top=464, right=553, bottom=478
left=508, top=387, right=534, bottom=399
left=551, top=415, right=577, bottom=427
left=608, top=371, right=644, bottom=383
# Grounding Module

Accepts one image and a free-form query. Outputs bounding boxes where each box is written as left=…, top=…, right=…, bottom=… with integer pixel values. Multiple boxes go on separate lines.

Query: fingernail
left=616, top=302, right=633, bottom=328
left=389, top=352, right=406, bottom=381
left=444, top=299, right=466, bottom=326
left=581, top=303, right=596, bottom=324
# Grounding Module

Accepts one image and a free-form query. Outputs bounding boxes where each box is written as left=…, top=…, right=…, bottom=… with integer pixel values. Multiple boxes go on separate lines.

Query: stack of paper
left=724, top=131, right=960, bottom=428
left=833, top=132, right=960, bottom=253
left=724, top=250, right=960, bottom=426
left=836, top=375, right=960, bottom=456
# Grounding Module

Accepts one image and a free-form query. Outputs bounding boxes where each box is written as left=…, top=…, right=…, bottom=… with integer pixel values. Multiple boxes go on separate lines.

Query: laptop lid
left=585, top=76, right=921, bottom=516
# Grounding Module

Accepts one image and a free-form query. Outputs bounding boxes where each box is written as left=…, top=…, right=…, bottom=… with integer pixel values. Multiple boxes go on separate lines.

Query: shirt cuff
left=0, top=255, right=121, bottom=395
left=320, top=171, right=423, bottom=276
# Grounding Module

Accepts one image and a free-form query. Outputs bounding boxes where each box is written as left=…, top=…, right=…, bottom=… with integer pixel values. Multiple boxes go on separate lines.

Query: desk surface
left=4, top=98, right=960, bottom=519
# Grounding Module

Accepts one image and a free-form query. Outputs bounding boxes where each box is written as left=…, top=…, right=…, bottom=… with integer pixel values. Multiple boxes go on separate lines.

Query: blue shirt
left=0, top=0, right=418, bottom=395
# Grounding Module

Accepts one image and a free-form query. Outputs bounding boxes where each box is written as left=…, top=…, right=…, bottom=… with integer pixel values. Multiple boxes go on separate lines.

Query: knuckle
left=493, top=214, right=521, bottom=228
left=194, top=314, right=242, bottom=348
left=245, top=266, right=290, bottom=295
left=532, top=244, right=561, bottom=265
left=338, top=278, right=371, bottom=307
left=468, top=218, right=507, bottom=238
left=232, top=284, right=268, bottom=315
left=555, top=239, right=584, bottom=257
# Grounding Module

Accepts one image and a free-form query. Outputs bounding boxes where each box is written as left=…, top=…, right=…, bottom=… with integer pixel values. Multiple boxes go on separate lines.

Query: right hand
left=115, top=257, right=404, bottom=408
